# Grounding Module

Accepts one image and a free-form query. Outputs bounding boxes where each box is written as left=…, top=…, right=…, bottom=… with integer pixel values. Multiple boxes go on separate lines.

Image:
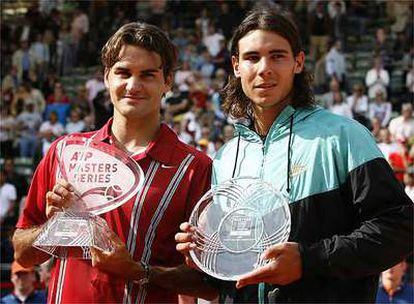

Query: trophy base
left=34, top=211, right=114, bottom=259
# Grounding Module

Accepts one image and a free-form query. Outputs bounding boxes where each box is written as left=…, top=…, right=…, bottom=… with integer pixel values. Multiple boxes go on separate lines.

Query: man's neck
left=14, top=288, right=34, bottom=302
left=111, top=113, right=161, bottom=155
left=253, top=103, right=289, bottom=136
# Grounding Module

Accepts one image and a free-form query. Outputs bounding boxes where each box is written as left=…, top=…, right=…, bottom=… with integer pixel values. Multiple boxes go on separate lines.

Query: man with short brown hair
left=12, top=22, right=216, bottom=303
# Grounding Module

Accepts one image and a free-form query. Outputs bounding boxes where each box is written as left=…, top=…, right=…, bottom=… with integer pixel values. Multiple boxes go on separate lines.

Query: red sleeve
left=184, top=153, right=212, bottom=220
left=16, top=140, right=60, bottom=228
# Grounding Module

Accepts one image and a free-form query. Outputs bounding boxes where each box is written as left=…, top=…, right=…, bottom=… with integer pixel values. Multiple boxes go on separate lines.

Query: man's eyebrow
left=140, top=68, right=161, bottom=74
left=241, top=49, right=290, bottom=56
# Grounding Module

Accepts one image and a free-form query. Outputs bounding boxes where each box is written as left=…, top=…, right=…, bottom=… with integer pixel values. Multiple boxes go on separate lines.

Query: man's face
left=11, top=271, right=36, bottom=294
left=104, top=44, right=172, bottom=121
left=232, top=30, right=303, bottom=114
left=381, top=261, right=406, bottom=293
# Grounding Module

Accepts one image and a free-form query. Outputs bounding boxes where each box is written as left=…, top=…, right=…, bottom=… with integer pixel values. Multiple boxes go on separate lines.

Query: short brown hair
left=101, top=22, right=178, bottom=79
left=221, top=8, right=314, bottom=119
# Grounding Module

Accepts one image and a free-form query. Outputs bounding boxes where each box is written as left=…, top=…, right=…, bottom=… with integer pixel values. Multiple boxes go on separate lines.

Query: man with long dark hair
left=177, top=8, right=413, bottom=303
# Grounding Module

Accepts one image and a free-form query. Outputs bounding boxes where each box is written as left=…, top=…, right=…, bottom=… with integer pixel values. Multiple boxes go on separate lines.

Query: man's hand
left=45, top=179, right=75, bottom=218
left=236, top=242, right=302, bottom=289
left=90, top=229, right=143, bottom=281
left=175, top=222, right=199, bottom=270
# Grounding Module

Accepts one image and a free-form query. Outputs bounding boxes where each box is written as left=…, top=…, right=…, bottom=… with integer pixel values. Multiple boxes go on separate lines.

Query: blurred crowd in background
left=0, top=0, right=413, bottom=302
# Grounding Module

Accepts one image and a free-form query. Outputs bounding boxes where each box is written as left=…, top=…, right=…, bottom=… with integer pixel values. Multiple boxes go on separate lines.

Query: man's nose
left=126, top=76, right=143, bottom=93
left=257, top=57, right=273, bottom=77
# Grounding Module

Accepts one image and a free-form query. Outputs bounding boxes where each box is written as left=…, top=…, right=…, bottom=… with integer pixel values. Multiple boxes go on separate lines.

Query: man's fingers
left=176, top=242, right=196, bottom=253
left=179, top=222, right=195, bottom=232
left=52, top=183, right=73, bottom=199
left=46, top=205, right=62, bottom=219
left=56, top=179, right=74, bottom=192
left=261, top=243, right=284, bottom=260
left=236, top=262, right=276, bottom=288
left=175, top=232, right=193, bottom=243
left=46, top=191, right=63, bottom=205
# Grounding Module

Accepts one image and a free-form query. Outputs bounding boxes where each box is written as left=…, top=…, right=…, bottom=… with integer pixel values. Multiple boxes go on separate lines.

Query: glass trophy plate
left=34, top=135, right=145, bottom=259
left=189, top=177, right=291, bottom=281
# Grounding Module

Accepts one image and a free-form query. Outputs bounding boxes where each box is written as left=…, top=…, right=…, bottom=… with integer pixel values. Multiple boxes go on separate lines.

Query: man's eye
left=142, top=74, right=156, bottom=79
left=246, top=56, right=259, bottom=62
left=115, top=71, right=130, bottom=77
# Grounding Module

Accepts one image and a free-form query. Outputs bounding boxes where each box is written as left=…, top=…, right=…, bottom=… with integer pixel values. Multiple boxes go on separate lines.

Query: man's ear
left=294, top=51, right=305, bottom=74
left=163, top=74, right=173, bottom=93
left=232, top=55, right=241, bottom=78
left=103, top=68, right=110, bottom=88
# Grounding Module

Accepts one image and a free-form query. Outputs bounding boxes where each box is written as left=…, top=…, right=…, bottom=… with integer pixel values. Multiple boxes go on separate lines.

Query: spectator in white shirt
left=347, top=83, right=369, bottom=126
left=38, top=111, right=64, bottom=155
left=325, top=40, right=346, bottom=85
left=203, top=25, right=225, bottom=57
left=0, top=170, right=17, bottom=226
left=65, top=108, right=86, bottom=134
left=369, top=90, right=392, bottom=127
left=388, top=103, right=414, bottom=143
left=329, top=91, right=353, bottom=119
left=365, top=57, right=390, bottom=100
left=85, top=70, right=106, bottom=103
left=377, top=128, right=401, bottom=160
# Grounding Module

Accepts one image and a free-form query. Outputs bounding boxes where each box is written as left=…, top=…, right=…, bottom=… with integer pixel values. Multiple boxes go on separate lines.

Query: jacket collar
left=234, top=105, right=295, bottom=142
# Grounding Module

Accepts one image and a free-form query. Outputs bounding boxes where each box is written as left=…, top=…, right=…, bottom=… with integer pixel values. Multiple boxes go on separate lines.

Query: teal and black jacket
left=212, top=105, right=413, bottom=303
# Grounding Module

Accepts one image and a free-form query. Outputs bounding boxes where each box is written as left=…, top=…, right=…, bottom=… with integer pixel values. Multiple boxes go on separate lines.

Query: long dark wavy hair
left=221, top=8, right=315, bottom=119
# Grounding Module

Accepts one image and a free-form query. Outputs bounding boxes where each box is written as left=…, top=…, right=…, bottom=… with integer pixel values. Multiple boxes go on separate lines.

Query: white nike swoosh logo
left=161, top=164, right=176, bottom=169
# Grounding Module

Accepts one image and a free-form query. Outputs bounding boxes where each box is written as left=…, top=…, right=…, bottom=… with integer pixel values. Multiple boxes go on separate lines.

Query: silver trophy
left=34, top=135, right=144, bottom=259
left=189, top=177, right=291, bottom=281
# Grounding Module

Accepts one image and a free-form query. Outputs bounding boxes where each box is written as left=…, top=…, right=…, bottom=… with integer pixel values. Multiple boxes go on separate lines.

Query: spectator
left=12, top=40, right=36, bottom=83
left=30, top=32, right=50, bottom=82
left=389, top=103, right=414, bottom=143
left=365, top=57, right=390, bottom=100
left=71, top=85, right=92, bottom=117
left=12, top=83, right=45, bottom=116
left=368, top=90, right=392, bottom=127
left=347, top=83, right=369, bottom=127
left=175, top=60, right=194, bottom=94
left=328, top=91, right=353, bottom=119
left=376, top=260, right=414, bottom=304
left=16, top=102, right=42, bottom=157
left=329, top=1, right=347, bottom=50
left=374, top=28, right=392, bottom=72
left=325, top=40, right=346, bottom=86
left=0, top=261, right=46, bottom=304
left=85, top=69, right=105, bottom=104
left=404, top=167, right=414, bottom=201
left=4, top=158, right=28, bottom=211
left=46, top=82, right=70, bottom=104
left=203, top=24, right=225, bottom=58
left=38, top=111, right=64, bottom=156
left=371, top=117, right=382, bottom=142
left=377, top=128, right=402, bottom=160
left=2, top=66, right=20, bottom=98
left=388, top=0, right=411, bottom=35
left=308, top=1, right=331, bottom=61
left=163, top=85, right=190, bottom=118
left=65, top=108, right=86, bottom=134
left=0, top=105, right=17, bottom=158
left=0, top=169, right=17, bottom=227
left=406, top=64, right=414, bottom=103
left=320, top=78, right=347, bottom=109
